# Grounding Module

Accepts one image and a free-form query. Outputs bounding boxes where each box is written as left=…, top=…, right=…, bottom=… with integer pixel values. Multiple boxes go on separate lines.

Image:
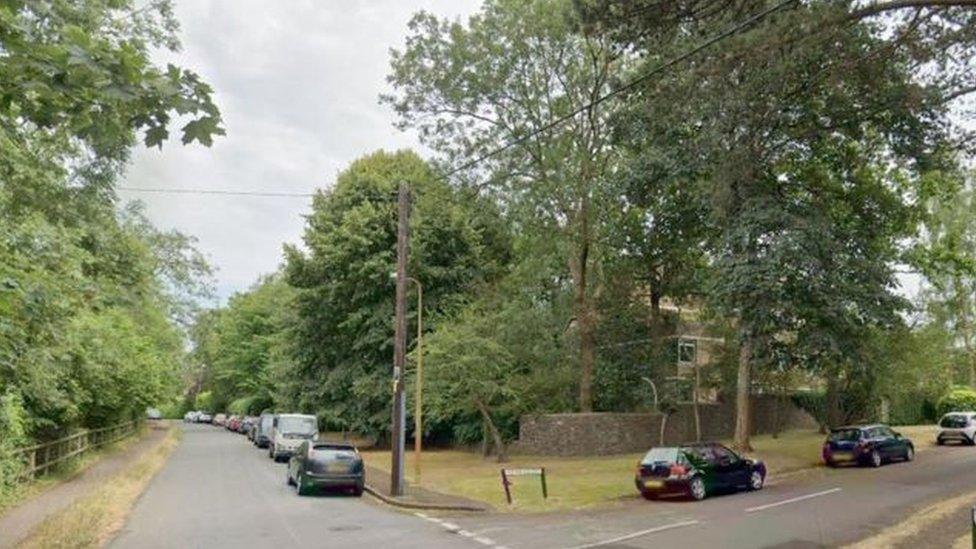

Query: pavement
left=105, top=424, right=976, bottom=548
left=0, top=424, right=167, bottom=549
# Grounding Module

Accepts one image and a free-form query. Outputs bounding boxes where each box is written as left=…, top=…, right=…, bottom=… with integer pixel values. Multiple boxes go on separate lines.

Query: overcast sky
left=121, top=0, right=481, bottom=303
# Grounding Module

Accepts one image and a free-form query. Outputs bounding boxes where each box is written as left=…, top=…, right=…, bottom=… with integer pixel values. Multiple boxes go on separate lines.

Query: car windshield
left=829, top=429, right=862, bottom=442
left=278, top=416, right=317, bottom=435
left=941, top=415, right=970, bottom=428
left=640, top=448, right=679, bottom=464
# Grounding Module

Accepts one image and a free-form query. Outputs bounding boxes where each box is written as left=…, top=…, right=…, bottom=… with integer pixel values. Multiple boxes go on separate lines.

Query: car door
left=712, top=445, right=748, bottom=488
left=875, top=427, right=898, bottom=458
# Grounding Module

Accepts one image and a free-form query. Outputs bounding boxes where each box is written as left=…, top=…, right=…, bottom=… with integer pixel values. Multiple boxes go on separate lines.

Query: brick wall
left=515, top=395, right=818, bottom=456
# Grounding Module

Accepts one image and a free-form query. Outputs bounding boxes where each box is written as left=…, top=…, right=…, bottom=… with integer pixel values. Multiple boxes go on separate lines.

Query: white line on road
left=413, top=512, right=504, bottom=547
left=745, top=487, right=842, bottom=513
left=564, top=520, right=701, bottom=549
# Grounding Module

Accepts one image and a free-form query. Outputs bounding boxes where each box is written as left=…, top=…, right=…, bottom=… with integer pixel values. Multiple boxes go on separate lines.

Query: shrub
left=937, top=387, right=976, bottom=417
left=0, top=391, right=29, bottom=491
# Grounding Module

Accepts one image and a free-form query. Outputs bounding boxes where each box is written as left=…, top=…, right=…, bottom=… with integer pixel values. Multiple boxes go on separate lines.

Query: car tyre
left=904, top=445, right=915, bottom=462
left=287, top=472, right=294, bottom=486
left=937, top=438, right=944, bottom=446
left=869, top=449, right=882, bottom=468
left=748, top=470, right=764, bottom=491
left=641, top=491, right=657, bottom=500
left=352, top=483, right=364, bottom=497
left=968, top=436, right=976, bottom=446
left=688, top=477, right=706, bottom=501
left=826, top=460, right=838, bottom=468
left=296, top=473, right=309, bottom=496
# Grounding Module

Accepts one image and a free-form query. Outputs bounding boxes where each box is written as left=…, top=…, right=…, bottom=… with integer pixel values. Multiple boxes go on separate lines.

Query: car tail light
left=669, top=464, right=688, bottom=478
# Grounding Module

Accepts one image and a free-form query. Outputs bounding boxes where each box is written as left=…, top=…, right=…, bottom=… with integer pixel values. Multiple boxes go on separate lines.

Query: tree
left=384, top=0, right=626, bottom=412
left=282, top=150, right=510, bottom=437
left=580, top=0, right=971, bottom=449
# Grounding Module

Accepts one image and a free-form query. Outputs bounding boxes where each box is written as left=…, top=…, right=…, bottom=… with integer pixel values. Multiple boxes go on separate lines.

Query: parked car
left=253, top=413, right=274, bottom=448
left=287, top=441, right=364, bottom=496
left=823, top=424, right=914, bottom=467
left=269, top=413, right=319, bottom=462
left=634, top=442, right=765, bottom=501
left=213, top=413, right=227, bottom=427
left=183, top=411, right=200, bottom=423
left=198, top=412, right=213, bottom=424
left=241, top=416, right=255, bottom=436
left=937, top=412, right=976, bottom=445
left=227, top=415, right=241, bottom=431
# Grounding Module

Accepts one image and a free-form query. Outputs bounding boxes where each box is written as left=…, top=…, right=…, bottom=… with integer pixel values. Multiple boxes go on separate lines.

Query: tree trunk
left=692, top=359, right=702, bottom=442
left=732, top=334, right=753, bottom=452
left=825, top=372, right=843, bottom=429
left=572, top=230, right=596, bottom=413
left=659, top=411, right=670, bottom=445
left=475, top=400, right=507, bottom=463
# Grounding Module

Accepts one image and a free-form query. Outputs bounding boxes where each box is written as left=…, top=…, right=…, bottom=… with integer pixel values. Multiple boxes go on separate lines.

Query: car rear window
left=941, top=415, right=970, bottom=428
left=640, top=448, right=679, bottom=464
left=312, top=446, right=358, bottom=459
left=829, top=429, right=862, bottom=442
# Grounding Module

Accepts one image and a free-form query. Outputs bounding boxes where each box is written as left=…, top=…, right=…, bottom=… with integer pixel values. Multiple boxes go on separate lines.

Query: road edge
left=363, top=484, right=487, bottom=512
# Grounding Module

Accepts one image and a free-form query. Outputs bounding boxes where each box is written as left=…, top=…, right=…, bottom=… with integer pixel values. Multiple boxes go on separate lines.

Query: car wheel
left=296, top=473, right=308, bottom=496
left=688, top=477, right=706, bottom=501
left=937, top=438, right=944, bottom=446
left=352, top=483, right=364, bottom=497
left=641, top=490, right=657, bottom=500
left=287, top=472, right=294, bottom=486
left=826, top=460, right=838, bottom=468
left=748, top=470, right=764, bottom=491
left=869, top=449, right=882, bottom=468
left=904, top=445, right=915, bottom=462
left=968, top=436, right=976, bottom=447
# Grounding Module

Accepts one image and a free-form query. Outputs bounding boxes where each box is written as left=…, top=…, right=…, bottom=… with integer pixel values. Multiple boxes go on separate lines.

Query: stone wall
left=515, top=395, right=818, bottom=456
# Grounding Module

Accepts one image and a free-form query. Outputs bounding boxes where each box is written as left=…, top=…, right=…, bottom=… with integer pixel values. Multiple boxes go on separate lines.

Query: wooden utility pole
left=391, top=182, right=410, bottom=497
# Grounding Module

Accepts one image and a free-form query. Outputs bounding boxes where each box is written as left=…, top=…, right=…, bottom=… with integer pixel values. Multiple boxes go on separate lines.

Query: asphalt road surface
left=110, top=424, right=473, bottom=549
left=111, top=424, right=976, bottom=548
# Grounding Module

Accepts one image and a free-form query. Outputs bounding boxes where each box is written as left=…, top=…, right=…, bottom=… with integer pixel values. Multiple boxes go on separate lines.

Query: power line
left=438, top=0, right=799, bottom=180
left=117, top=186, right=314, bottom=198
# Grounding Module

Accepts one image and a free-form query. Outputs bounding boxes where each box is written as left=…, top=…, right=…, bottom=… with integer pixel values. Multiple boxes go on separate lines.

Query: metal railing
left=11, top=420, right=140, bottom=482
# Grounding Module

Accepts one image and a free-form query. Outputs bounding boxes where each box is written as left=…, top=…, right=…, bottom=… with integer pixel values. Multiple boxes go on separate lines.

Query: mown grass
left=361, top=424, right=941, bottom=513
left=0, top=425, right=148, bottom=519
left=17, top=426, right=181, bottom=549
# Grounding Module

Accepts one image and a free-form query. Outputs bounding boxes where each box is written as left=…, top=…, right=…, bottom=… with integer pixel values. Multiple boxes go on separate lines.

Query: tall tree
left=384, top=0, right=626, bottom=411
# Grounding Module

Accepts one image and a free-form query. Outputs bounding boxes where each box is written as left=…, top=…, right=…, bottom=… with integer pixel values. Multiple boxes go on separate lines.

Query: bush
left=937, top=387, right=976, bottom=417
left=0, top=391, right=29, bottom=492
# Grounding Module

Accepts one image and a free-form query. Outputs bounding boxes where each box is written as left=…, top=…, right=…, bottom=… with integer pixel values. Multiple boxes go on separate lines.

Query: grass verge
left=361, top=424, right=940, bottom=513
left=0, top=426, right=149, bottom=519
left=844, top=488, right=976, bottom=548
left=17, top=426, right=181, bottom=549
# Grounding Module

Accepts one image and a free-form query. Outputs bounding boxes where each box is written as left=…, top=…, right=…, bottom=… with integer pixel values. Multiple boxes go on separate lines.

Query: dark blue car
left=822, top=424, right=914, bottom=468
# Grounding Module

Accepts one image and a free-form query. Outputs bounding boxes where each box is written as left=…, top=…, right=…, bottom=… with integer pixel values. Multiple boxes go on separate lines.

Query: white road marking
left=745, top=487, right=842, bottom=513
left=413, top=512, right=504, bottom=548
left=564, top=520, right=701, bottom=549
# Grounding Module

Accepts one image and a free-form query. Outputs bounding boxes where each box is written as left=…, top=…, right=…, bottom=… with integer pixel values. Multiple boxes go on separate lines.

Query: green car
left=635, top=442, right=766, bottom=501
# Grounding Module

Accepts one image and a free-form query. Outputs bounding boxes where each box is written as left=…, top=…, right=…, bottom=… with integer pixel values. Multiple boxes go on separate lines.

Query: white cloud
left=122, top=0, right=481, bottom=302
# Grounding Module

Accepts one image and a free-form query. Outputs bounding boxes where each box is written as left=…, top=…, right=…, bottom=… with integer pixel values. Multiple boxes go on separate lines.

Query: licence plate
left=326, top=463, right=349, bottom=473
left=644, top=480, right=664, bottom=489
left=832, top=452, right=853, bottom=461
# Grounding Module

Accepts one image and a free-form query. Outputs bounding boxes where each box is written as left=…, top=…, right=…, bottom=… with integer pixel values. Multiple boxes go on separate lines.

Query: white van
left=269, top=413, right=319, bottom=462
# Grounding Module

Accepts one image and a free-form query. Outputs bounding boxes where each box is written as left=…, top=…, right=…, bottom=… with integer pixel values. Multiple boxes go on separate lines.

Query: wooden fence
left=11, top=421, right=140, bottom=482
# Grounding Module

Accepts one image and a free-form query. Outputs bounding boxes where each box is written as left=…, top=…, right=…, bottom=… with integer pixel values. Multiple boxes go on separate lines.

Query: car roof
left=277, top=413, right=316, bottom=418
left=943, top=411, right=976, bottom=416
left=832, top=424, right=885, bottom=431
left=312, top=441, right=356, bottom=450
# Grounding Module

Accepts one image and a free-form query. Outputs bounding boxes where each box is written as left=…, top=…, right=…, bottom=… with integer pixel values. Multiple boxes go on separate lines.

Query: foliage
left=937, top=387, right=976, bottom=417
left=275, top=149, right=510, bottom=437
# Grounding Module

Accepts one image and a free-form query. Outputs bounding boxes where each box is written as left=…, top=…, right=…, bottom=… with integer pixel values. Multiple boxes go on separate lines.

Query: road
left=110, top=424, right=473, bottom=549
left=112, top=424, right=976, bottom=548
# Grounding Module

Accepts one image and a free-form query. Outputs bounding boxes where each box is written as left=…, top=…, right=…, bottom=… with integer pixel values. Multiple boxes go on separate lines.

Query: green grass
left=361, top=424, right=941, bottom=513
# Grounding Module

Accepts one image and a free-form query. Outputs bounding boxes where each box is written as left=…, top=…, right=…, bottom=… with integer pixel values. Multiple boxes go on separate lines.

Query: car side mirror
left=893, top=432, right=902, bottom=439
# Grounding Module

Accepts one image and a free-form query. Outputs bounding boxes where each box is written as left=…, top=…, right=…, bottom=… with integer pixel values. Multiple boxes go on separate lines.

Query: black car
left=822, top=424, right=914, bottom=467
left=635, top=442, right=766, bottom=501
left=253, top=413, right=274, bottom=448
left=287, top=441, right=365, bottom=496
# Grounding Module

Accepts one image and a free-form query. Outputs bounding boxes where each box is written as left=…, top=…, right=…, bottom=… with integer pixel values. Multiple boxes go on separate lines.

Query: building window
left=678, top=339, right=697, bottom=366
